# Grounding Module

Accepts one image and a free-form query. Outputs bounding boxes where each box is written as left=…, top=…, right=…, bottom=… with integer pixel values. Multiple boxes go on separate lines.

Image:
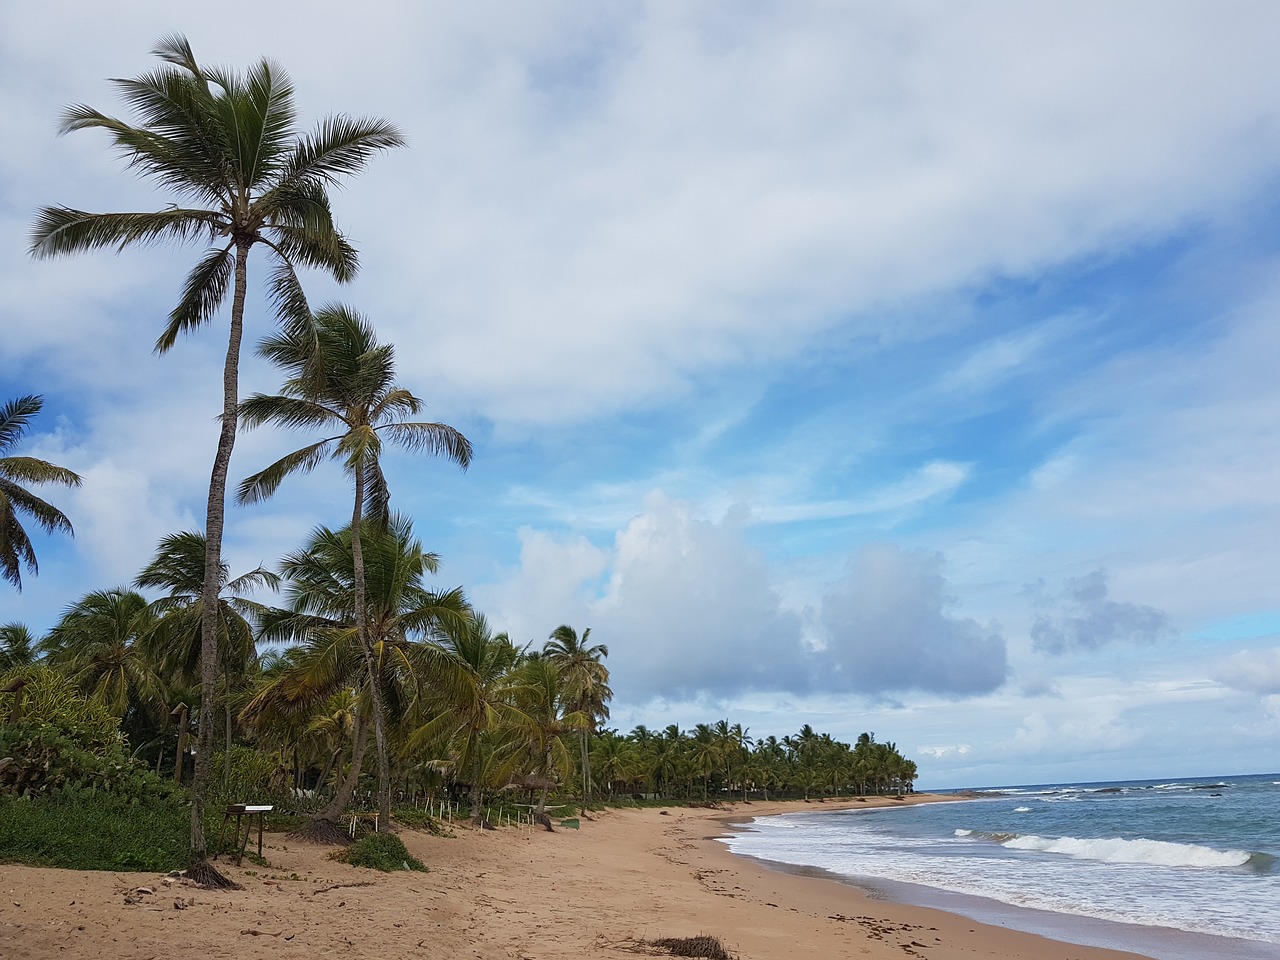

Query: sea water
left=721, top=773, right=1280, bottom=959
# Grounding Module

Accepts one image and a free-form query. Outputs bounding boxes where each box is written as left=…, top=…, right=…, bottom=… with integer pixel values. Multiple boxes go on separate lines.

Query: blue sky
left=4, top=2, right=1280, bottom=789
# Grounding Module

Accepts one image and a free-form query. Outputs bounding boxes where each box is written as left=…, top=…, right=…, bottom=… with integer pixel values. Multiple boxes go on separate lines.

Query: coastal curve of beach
left=0, top=796, right=1156, bottom=960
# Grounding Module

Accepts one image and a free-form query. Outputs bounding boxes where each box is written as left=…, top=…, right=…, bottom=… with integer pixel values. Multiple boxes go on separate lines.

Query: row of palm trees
left=2, top=518, right=605, bottom=825
left=589, top=725, right=917, bottom=802
left=8, top=38, right=917, bottom=879
left=6, top=549, right=916, bottom=817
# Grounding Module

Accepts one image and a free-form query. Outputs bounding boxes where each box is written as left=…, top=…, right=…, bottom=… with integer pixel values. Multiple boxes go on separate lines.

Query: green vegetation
left=30, top=34, right=404, bottom=880
left=0, top=395, right=81, bottom=591
left=0, top=792, right=190, bottom=872
left=2, top=38, right=920, bottom=880
left=336, top=832, right=426, bottom=872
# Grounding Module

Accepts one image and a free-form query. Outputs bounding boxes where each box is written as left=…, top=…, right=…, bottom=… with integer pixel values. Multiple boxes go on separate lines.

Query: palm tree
left=135, top=530, right=278, bottom=784
left=0, top=396, right=82, bottom=591
left=511, top=655, right=587, bottom=825
left=1, top=623, right=40, bottom=672
left=41, top=589, right=166, bottom=725
left=406, top=613, right=529, bottom=825
left=243, top=517, right=468, bottom=837
left=542, top=625, right=611, bottom=812
left=237, top=305, right=471, bottom=829
left=30, top=36, right=403, bottom=881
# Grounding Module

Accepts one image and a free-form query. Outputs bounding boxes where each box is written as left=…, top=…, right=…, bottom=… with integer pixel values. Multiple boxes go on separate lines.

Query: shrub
left=334, top=832, right=426, bottom=872
left=0, top=666, right=175, bottom=803
left=0, top=791, right=190, bottom=871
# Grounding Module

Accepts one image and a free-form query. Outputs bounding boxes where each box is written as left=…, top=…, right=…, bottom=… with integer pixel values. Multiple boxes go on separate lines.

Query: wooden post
left=1, top=678, right=27, bottom=725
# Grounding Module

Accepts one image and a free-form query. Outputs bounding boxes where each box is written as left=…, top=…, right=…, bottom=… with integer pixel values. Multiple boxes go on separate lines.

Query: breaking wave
left=957, top=829, right=1253, bottom=868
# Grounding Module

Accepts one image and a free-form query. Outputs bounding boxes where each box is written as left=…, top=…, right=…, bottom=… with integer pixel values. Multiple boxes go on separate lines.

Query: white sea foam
left=1002, top=833, right=1251, bottom=868
left=1014, top=806, right=1032, bottom=813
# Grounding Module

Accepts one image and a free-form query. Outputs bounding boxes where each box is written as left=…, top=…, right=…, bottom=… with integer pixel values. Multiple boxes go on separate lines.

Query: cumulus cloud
left=592, top=493, right=807, bottom=699
left=472, top=528, right=609, bottom=645
left=819, top=544, right=1008, bottom=696
left=1213, top=646, right=1280, bottom=695
left=1029, top=570, right=1171, bottom=655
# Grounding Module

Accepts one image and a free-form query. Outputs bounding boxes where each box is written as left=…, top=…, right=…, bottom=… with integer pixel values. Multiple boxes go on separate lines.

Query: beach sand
left=0, top=796, right=1152, bottom=960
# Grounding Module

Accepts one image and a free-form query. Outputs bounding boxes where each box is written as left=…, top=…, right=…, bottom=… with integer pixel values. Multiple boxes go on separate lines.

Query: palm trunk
left=469, top=740, right=485, bottom=825
left=190, top=240, right=248, bottom=881
left=319, top=706, right=370, bottom=821
left=349, top=467, right=393, bottom=830
left=579, top=729, right=590, bottom=813
left=223, top=697, right=232, bottom=787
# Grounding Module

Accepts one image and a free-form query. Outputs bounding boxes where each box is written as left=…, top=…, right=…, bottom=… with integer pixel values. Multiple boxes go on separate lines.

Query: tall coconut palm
left=542, top=625, right=610, bottom=812
left=0, top=395, right=82, bottom=591
left=135, top=530, right=278, bottom=784
left=237, top=305, right=471, bottom=828
left=30, top=36, right=403, bottom=881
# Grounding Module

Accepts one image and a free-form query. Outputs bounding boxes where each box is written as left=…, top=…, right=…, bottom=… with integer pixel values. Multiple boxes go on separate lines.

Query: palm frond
left=155, top=242, right=235, bottom=352
left=238, top=394, right=339, bottom=432
left=236, top=439, right=333, bottom=505
left=379, top=422, right=473, bottom=469
left=0, top=396, right=44, bottom=452
left=0, top=456, right=82, bottom=488
left=30, top=208, right=223, bottom=259
left=262, top=251, right=314, bottom=330
left=282, top=115, right=406, bottom=187
left=0, top=480, right=75, bottom=536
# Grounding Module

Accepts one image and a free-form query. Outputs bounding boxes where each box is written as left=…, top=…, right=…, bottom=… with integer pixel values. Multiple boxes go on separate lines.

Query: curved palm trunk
left=319, top=707, right=370, bottom=821
left=579, top=729, right=591, bottom=813
left=350, top=466, right=393, bottom=830
left=469, top=737, right=485, bottom=825
left=191, top=240, right=248, bottom=884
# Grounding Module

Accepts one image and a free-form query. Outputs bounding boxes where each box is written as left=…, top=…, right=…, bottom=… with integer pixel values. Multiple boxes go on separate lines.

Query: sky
left=3, top=2, right=1280, bottom=789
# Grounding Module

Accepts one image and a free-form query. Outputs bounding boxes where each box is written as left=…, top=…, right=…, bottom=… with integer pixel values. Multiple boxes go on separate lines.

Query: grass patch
left=333, top=832, right=426, bottom=872
left=0, top=792, right=191, bottom=872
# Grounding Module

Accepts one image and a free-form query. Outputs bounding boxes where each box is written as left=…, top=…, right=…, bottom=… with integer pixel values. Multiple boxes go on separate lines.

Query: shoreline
left=707, top=797, right=1277, bottom=960
left=0, top=794, right=1171, bottom=960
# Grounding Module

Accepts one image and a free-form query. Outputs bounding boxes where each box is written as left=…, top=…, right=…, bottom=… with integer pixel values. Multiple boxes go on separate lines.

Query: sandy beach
left=0, top=796, right=1155, bottom=960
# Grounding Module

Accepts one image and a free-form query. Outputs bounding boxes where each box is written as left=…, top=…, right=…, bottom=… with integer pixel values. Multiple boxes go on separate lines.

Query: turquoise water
left=722, top=774, right=1280, bottom=958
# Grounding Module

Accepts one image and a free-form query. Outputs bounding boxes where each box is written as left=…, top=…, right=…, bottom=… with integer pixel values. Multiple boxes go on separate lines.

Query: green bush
left=0, top=791, right=190, bottom=871
left=0, top=665, right=119, bottom=745
left=335, top=832, right=426, bottom=872
left=0, top=667, right=176, bottom=803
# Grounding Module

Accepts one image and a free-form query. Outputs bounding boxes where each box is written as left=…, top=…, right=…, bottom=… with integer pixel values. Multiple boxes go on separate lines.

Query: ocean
left=720, top=773, right=1280, bottom=960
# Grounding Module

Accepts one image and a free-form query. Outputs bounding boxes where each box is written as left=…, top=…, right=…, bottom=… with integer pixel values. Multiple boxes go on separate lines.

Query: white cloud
left=593, top=493, right=808, bottom=699
left=819, top=543, right=1008, bottom=695
left=1213, top=646, right=1280, bottom=696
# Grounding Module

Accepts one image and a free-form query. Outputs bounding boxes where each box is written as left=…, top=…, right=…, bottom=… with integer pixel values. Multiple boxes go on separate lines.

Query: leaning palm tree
left=0, top=395, right=82, bottom=591
left=243, top=517, right=469, bottom=839
left=406, top=613, right=532, bottom=825
left=30, top=36, right=403, bottom=883
left=542, top=625, right=610, bottom=812
left=135, top=530, right=278, bottom=785
left=237, top=305, right=471, bottom=829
